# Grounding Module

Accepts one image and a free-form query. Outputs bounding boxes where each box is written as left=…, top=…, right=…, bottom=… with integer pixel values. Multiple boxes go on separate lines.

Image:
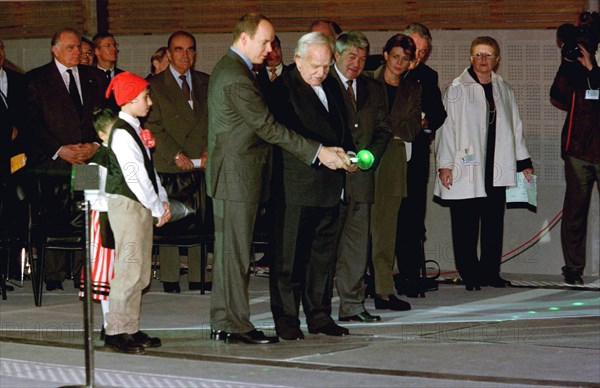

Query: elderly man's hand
left=318, top=146, right=351, bottom=170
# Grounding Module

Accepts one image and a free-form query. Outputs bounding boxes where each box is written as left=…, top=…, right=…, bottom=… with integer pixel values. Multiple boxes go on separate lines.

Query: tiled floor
left=1, top=273, right=599, bottom=387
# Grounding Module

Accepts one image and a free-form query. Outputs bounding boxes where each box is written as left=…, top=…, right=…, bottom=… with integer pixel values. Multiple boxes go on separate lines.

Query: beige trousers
left=106, top=195, right=153, bottom=336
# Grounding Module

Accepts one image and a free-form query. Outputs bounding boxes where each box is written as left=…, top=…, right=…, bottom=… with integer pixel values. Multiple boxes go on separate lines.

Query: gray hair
left=295, top=32, right=334, bottom=59
left=335, top=31, right=370, bottom=56
left=403, top=23, right=432, bottom=45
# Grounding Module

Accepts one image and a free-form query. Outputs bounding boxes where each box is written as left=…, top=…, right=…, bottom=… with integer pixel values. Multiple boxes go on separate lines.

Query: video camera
left=557, top=11, right=599, bottom=61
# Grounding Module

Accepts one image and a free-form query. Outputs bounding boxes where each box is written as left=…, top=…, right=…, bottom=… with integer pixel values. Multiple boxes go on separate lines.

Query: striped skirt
left=79, top=210, right=115, bottom=301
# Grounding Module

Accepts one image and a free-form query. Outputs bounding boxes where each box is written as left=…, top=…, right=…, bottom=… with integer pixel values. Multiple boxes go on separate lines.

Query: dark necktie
left=346, top=80, right=356, bottom=110
left=67, top=69, right=83, bottom=117
left=0, top=89, right=8, bottom=109
left=179, top=75, right=191, bottom=101
left=105, top=69, right=112, bottom=81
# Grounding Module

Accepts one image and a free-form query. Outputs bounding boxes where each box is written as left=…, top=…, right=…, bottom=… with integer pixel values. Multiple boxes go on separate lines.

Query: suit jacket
left=269, top=67, right=354, bottom=208
left=207, top=49, right=319, bottom=204
left=146, top=68, right=210, bottom=173
left=405, top=63, right=446, bottom=134
left=4, top=68, right=28, bottom=158
left=329, top=69, right=391, bottom=204
left=26, top=61, right=108, bottom=173
left=369, top=65, right=421, bottom=198
left=256, top=63, right=288, bottom=95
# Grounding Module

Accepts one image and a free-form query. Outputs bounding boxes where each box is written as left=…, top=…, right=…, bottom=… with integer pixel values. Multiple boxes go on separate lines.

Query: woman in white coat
left=434, top=36, right=534, bottom=290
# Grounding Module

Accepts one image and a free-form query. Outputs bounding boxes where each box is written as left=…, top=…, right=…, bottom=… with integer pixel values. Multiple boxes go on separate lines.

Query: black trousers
left=270, top=203, right=339, bottom=331
left=396, top=133, right=430, bottom=282
left=449, top=187, right=506, bottom=284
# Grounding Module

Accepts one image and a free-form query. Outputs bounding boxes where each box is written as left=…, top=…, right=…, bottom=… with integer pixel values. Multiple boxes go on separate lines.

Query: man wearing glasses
left=92, top=32, right=123, bottom=81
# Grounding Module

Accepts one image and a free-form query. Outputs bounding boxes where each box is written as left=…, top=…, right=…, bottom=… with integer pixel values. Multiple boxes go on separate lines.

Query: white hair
left=295, top=32, right=334, bottom=58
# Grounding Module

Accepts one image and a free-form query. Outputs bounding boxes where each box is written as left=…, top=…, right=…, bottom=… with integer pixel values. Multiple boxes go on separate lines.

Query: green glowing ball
left=356, top=149, right=375, bottom=170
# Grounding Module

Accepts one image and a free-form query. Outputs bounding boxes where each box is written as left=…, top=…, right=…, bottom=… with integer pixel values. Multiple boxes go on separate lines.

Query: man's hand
left=174, top=151, right=194, bottom=171
left=155, top=201, right=171, bottom=227
left=199, top=151, right=208, bottom=170
left=577, top=44, right=594, bottom=71
left=79, top=143, right=100, bottom=161
left=318, top=146, right=351, bottom=170
left=58, top=144, right=94, bottom=164
left=439, top=168, right=453, bottom=190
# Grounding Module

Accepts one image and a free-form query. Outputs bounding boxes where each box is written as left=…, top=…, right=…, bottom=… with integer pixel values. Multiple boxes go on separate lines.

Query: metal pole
left=82, top=200, right=94, bottom=388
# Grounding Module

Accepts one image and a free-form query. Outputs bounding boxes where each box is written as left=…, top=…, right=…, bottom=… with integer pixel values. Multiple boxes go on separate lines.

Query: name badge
left=585, top=89, right=599, bottom=100
left=461, top=154, right=477, bottom=166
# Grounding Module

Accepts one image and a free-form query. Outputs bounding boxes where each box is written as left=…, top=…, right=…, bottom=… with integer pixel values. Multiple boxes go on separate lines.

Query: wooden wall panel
left=0, top=1, right=85, bottom=39
left=0, top=0, right=588, bottom=39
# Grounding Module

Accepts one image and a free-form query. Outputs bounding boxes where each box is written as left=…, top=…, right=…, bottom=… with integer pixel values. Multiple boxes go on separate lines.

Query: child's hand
left=155, top=201, right=171, bottom=227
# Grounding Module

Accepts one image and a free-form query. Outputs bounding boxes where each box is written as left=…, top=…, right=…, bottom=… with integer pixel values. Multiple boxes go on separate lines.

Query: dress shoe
left=465, top=283, right=481, bottom=291
left=276, top=325, right=304, bottom=340
left=563, top=273, right=584, bottom=285
left=104, top=333, right=145, bottom=354
left=339, top=311, right=381, bottom=323
left=226, top=329, right=279, bottom=344
left=482, top=276, right=511, bottom=288
left=132, top=330, right=162, bottom=348
left=374, top=295, right=411, bottom=311
left=308, top=321, right=349, bottom=336
left=45, top=280, right=63, bottom=292
left=162, top=281, right=181, bottom=293
left=210, top=329, right=229, bottom=341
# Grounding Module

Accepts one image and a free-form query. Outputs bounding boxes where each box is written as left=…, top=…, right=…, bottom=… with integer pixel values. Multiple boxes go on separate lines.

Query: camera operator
left=550, top=17, right=600, bottom=285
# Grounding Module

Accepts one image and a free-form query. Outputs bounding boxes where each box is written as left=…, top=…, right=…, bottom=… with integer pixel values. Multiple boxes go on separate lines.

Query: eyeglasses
left=473, top=52, right=496, bottom=60
left=98, top=43, right=119, bottom=49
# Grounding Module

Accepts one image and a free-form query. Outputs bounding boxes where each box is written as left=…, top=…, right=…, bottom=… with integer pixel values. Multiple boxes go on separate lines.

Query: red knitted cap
left=105, top=71, right=149, bottom=106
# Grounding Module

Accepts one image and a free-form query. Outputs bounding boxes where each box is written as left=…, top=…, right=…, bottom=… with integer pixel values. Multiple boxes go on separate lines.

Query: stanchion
left=62, top=165, right=106, bottom=388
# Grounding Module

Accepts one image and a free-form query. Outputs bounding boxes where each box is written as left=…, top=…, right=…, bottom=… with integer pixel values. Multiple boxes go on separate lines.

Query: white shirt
left=54, top=59, right=82, bottom=104
left=311, top=85, right=328, bottom=111
left=110, top=111, right=168, bottom=217
left=0, top=67, right=7, bottom=106
left=169, top=65, right=193, bottom=109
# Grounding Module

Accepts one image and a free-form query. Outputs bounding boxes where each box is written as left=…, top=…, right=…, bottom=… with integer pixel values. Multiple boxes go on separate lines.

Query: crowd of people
left=1, top=12, right=597, bottom=354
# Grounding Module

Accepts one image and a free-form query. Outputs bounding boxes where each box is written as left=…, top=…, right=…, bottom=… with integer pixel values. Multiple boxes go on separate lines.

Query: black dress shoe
left=482, top=276, right=511, bottom=288
left=162, top=281, right=181, bottom=293
left=45, top=280, right=63, bottom=292
left=276, top=324, right=304, bottom=340
left=339, top=311, right=381, bottom=323
left=564, top=273, right=584, bottom=285
left=308, top=321, right=349, bottom=336
left=374, top=295, right=411, bottom=311
left=226, top=329, right=279, bottom=344
left=104, top=333, right=145, bottom=354
left=210, top=329, right=229, bottom=341
left=465, top=283, right=481, bottom=291
left=132, top=330, right=161, bottom=348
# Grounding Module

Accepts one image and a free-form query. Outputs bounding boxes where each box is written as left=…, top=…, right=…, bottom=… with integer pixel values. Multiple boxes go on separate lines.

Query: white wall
left=5, top=29, right=598, bottom=276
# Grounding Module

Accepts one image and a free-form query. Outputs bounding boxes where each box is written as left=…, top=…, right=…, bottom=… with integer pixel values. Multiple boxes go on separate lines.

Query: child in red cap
left=103, top=71, right=171, bottom=354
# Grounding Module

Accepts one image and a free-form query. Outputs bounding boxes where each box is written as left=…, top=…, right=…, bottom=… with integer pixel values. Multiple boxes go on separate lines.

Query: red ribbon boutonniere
left=140, top=129, right=156, bottom=148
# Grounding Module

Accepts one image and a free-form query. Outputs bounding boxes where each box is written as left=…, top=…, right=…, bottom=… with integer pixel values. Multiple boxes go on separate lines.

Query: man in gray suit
left=146, top=31, right=210, bottom=294
left=207, top=13, right=350, bottom=345
left=330, top=31, right=391, bottom=323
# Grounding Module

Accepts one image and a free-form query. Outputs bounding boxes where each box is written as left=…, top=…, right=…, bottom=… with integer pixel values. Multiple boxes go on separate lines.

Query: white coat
left=434, top=68, right=530, bottom=200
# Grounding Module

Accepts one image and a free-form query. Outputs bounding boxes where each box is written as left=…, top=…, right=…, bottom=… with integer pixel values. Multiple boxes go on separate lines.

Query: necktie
left=269, top=67, right=278, bottom=81
left=0, top=90, right=7, bottom=109
left=105, top=69, right=112, bottom=81
left=346, top=80, right=356, bottom=110
left=179, top=75, right=191, bottom=101
left=66, top=69, right=83, bottom=117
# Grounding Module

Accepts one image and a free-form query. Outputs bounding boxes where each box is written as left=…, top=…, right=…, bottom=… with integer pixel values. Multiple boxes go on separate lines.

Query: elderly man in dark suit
left=146, top=31, right=210, bottom=294
left=329, top=31, right=392, bottom=323
left=268, top=32, right=355, bottom=340
left=207, top=13, right=350, bottom=345
left=27, top=28, right=108, bottom=291
left=394, top=23, right=447, bottom=296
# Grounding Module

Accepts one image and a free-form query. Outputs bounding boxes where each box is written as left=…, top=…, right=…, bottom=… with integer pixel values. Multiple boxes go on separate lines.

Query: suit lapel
left=164, top=70, right=194, bottom=121
left=355, top=76, right=369, bottom=111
